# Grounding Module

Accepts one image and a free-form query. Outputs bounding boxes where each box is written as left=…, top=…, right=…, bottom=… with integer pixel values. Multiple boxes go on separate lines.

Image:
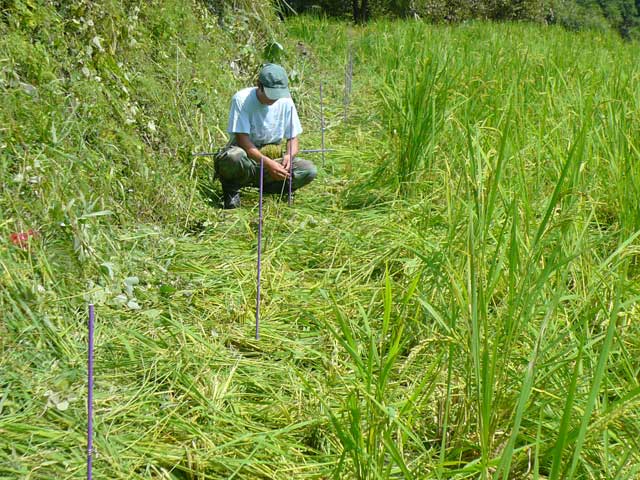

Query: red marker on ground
left=9, top=229, right=38, bottom=248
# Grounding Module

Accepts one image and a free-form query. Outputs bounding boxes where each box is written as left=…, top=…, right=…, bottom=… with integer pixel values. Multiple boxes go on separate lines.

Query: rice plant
left=377, top=30, right=452, bottom=194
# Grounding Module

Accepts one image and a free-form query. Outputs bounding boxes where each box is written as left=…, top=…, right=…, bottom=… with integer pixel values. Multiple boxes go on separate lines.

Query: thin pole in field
left=320, top=81, right=326, bottom=167
left=343, top=47, right=353, bottom=122
left=87, top=304, right=94, bottom=479
left=255, top=157, right=264, bottom=340
left=192, top=149, right=333, bottom=158
left=288, top=110, right=294, bottom=205
left=299, top=149, right=334, bottom=154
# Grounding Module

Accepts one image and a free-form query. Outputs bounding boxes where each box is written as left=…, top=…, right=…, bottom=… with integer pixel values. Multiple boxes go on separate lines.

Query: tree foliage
left=284, top=0, right=640, bottom=38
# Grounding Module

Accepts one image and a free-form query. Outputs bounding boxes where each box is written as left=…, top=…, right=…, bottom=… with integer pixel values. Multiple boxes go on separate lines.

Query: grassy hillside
left=2, top=2, right=640, bottom=479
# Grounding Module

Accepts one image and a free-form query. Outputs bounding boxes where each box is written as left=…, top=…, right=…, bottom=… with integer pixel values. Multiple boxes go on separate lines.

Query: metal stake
left=87, top=304, right=94, bottom=479
left=320, top=81, right=326, bottom=167
left=288, top=111, right=294, bottom=205
left=256, top=157, right=264, bottom=340
left=192, top=149, right=332, bottom=158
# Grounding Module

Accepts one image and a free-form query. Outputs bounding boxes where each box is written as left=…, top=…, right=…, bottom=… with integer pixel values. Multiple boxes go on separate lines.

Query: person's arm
left=235, top=133, right=289, bottom=181
left=282, top=136, right=299, bottom=170
left=282, top=102, right=302, bottom=169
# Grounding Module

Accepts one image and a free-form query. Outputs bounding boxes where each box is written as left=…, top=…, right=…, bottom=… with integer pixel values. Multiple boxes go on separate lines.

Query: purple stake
left=256, top=157, right=264, bottom=340
left=87, top=304, right=94, bottom=479
left=288, top=111, right=294, bottom=205
left=320, top=81, right=326, bottom=168
left=299, top=149, right=334, bottom=154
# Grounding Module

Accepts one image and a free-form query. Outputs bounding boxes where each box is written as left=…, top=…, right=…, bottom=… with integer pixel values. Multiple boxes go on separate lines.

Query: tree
left=594, top=0, right=639, bottom=38
left=281, top=0, right=640, bottom=38
left=353, top=0, right=370, bottom=23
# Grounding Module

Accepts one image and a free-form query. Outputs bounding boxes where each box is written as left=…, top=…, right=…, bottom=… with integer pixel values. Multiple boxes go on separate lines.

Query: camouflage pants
left=214, top=146, right=317, bottom=193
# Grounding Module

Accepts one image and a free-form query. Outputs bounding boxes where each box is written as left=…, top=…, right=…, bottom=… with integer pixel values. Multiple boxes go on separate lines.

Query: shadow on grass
left=197, top=177, right=222, bottom=208
left=339, top=178, right=396, bottom=210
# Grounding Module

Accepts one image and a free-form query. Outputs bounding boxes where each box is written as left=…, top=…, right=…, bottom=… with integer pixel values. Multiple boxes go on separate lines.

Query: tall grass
left=300, top=17, right=640, bottom=478
left=378, top=48, right=451, bottom=193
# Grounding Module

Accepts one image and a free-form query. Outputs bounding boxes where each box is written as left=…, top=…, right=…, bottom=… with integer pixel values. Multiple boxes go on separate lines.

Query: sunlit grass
left=2, top=7, right=640, bottom=480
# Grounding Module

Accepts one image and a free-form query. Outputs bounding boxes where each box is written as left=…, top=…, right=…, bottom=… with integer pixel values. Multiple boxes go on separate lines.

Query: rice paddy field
left=2, top=3, right=640, bottom=479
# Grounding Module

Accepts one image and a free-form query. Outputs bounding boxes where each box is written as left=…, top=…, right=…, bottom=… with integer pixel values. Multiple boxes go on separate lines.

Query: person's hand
left=263, top=158, right=289, bottom=181
left=282, top=153, right=292, bottom=171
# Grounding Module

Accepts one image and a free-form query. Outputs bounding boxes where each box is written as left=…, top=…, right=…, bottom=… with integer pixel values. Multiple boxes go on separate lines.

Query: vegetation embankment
left=287, top=0, right=640, bottom=40
left=2, top=1, right=640, bottom=479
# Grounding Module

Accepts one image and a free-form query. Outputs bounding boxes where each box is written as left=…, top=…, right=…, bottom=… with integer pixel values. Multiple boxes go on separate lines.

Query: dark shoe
left=222, top=184, right=241, bottom=209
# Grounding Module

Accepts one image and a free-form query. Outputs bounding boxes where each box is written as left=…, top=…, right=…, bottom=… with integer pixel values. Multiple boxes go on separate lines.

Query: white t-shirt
left=227, top=87, right=303, bottom=147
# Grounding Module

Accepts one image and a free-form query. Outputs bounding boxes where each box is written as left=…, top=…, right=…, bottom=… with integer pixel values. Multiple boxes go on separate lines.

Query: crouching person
left=215, top=63, right=317, bottom=209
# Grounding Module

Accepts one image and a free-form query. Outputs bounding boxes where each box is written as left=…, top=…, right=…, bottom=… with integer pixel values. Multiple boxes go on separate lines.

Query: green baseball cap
left=258, top=63, right=290, bottom=100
